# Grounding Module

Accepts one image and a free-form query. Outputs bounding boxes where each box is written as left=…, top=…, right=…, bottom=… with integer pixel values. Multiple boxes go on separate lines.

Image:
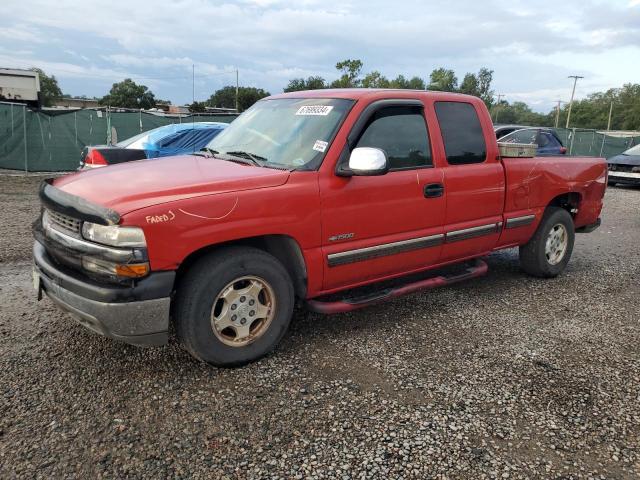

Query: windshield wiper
left=224, top=150, right=267, bottom=166
left=201, top=147, right=219, bottom=155
left=191, top=147, right=218, bottom=158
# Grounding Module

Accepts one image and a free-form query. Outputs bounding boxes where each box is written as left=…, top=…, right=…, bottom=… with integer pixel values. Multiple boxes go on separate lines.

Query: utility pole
left=192, top=64, right=195, bottom=107
left=554, top=100, right=564, bottom=128
left=565, top=75, right=584, bottom=129
left=493, top=94, right=504, bottom=123
left=606, top=100, right=613, bottom=131
left=235, top=68, right=239, bottom=113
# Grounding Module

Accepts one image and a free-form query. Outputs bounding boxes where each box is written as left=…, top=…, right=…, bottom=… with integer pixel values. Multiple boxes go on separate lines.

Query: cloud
left=0, top=0, right=638, bottom=109
left=0, top=24, right=45, bottom=43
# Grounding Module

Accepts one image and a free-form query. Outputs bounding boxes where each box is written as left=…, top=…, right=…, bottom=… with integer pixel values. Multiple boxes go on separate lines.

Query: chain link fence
left=0, top=102, right=237, bottom=172
left=2, top=101, right=639, bottom=172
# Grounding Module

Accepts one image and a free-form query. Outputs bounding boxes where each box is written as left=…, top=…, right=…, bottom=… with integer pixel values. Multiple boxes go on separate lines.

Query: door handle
left=423, top=183, right=444, bottom=198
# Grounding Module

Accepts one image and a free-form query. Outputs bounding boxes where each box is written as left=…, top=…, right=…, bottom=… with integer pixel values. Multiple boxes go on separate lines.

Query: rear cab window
left=434, top=102, right=487, bottom=165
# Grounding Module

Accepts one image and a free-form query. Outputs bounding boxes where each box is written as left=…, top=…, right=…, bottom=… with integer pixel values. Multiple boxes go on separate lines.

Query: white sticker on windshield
left=313, top=140, right=328, bottom=152
left=296, top=105, right=334, bottom=116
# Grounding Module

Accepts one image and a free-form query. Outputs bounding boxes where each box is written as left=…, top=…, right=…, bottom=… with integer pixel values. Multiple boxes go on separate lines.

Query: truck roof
left=268, top=88, right=479, bottom=102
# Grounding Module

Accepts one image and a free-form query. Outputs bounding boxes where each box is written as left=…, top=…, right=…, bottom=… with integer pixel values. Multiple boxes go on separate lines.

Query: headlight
left=81, top=222, right=146, bottom=248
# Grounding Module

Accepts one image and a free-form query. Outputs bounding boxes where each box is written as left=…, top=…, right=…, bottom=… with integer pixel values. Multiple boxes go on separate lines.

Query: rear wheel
left=174, top=247, right=294, bottom=367
left=519, top=207, right=575, bottom=278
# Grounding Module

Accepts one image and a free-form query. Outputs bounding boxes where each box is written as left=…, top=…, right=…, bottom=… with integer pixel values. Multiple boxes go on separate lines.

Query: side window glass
left=356, top=106, right=431, bottom=170
left=434, top=102, right=487, bottom=165
left=536, top=132, right=550, bottom=147
left=500, top=129, right=537, bottom=145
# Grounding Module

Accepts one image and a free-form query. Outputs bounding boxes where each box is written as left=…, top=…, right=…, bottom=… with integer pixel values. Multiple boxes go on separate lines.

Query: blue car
left=495, top=126, right=567, bottom=156
left=80, top=122, right=228, bottom=169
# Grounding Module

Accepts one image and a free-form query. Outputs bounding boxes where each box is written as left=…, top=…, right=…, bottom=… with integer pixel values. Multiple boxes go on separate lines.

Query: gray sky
left=2, top=0, right=639, bottom=112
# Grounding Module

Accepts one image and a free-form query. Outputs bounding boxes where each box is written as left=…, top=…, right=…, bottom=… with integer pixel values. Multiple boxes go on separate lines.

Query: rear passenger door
left=433, top=101, right=505, bottom=262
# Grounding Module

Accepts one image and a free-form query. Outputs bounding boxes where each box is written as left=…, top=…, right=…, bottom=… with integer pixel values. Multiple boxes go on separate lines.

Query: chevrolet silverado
left=33, top=89, right=607, bottom=366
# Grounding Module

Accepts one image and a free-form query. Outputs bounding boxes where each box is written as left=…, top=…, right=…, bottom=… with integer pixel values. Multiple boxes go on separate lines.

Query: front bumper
left=609, top=171, right=640, bottom=185
left=33, top=241, right=174, bottom=346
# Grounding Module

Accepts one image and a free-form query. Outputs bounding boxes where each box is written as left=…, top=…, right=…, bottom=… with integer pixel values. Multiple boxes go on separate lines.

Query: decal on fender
left=145, top=210, right=175, bottom=224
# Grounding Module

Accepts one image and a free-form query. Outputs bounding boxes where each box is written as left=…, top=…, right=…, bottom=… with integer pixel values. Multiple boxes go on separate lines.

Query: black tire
left=174, top=246, right=294, bottom=367
left=519, top=207, right=575, bottom=278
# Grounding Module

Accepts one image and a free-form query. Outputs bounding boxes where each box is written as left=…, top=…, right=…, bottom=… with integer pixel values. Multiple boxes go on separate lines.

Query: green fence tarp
left=553, top=128, right=640, bottom=158
left=1, top=102, right=639, bottom=172
left=0, top=103, right=237, bottom=171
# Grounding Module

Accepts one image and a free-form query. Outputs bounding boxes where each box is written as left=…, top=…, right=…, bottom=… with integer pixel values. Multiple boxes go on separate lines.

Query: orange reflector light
left=115, top=262, right=150, bottom=278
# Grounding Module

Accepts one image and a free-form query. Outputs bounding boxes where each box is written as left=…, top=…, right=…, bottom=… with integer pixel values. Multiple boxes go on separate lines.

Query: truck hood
left=53, top=155, right=290, bottom=215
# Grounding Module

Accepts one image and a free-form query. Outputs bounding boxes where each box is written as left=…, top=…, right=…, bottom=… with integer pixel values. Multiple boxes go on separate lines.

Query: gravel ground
left=0, top=175, right=639, bottom=479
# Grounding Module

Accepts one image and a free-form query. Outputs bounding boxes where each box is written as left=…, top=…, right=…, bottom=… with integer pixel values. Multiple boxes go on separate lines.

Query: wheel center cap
left=236, top=303, right=251, bottom=319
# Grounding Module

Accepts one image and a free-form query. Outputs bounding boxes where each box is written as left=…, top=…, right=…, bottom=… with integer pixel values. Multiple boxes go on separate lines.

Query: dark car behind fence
left=0, top=101, right=237, bottom=172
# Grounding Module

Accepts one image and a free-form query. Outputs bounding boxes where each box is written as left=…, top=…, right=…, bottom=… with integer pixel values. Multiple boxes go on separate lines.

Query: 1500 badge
left=328, top=233, right=354, bottom=242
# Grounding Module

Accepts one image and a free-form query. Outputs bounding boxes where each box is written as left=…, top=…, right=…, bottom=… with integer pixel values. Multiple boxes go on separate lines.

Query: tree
left=99, top=78, right=156, bottom=109
left=386, top=75, right=426, bottom=90
left=330, top=59, right=363, bottom=88
left=206, top=86, right=270, bottom=112
left=459, top=73, right=480, bottom=96
left=477, top=67, right=495, bottom=106
left=189, top=101, right=206, bottom=113
left=284, top=76, right=326, bottom=92
left=361, top=71, right=390, bottom=88
left=405, top=76, right=426, bottom=90
left=492, top=101, right=548, bottom=126
left=552, top=84, right=640, bottom=130
left=428, top=68, right=458, bottom=92
left=30, top=68, right=62, bottom=107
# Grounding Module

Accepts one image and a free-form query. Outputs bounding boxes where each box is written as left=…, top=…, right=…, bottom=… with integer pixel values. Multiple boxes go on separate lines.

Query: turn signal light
left=82, top=256, right=150, bottom=279
left=115, top=263, right=150, bottom=278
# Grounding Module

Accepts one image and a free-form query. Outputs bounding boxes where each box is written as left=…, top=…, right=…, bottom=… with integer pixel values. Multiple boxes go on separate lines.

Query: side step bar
left=306, top=259, right=488, bottom=314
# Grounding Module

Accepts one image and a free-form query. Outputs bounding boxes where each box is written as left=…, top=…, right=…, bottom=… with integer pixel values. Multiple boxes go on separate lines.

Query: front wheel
left=174, top=247, right=295, bottom=367
left=519, top=207, right=575, bottom=278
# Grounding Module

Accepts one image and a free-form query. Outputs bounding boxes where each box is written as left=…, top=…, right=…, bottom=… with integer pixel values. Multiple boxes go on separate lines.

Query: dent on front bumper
left=33, top=241, right=174, bottom=346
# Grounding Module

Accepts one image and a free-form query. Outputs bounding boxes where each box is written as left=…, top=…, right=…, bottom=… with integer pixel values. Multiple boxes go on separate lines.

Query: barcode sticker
left=296, top=105, right=333, bottom=116
left=313, top=140, right=328, bottom=152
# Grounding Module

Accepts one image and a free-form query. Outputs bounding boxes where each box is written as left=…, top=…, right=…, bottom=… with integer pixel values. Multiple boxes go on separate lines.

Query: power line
left=493, top=94, right=504, bottom=123
left=566, top=75, right=584, bottom=129
left=554, top=100, right=565, bottom=128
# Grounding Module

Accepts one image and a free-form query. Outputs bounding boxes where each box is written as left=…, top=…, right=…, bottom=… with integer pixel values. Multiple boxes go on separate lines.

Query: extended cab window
left=435, top=102, right=486, bottom=165
left=355, top=106, right=431, bottom=170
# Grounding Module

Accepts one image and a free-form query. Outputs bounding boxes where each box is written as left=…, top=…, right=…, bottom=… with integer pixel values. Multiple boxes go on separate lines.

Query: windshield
left=205, top=98, right=354, bottom=169
left=624, top=143, right=640, bottom=155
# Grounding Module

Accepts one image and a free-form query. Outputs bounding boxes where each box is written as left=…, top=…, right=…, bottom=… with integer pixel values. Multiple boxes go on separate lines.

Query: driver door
left=319, top=102, right=446, bottom=291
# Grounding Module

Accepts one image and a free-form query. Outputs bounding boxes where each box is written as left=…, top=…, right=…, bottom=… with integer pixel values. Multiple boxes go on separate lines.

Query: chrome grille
left=46, top=209, right=81, bottom=235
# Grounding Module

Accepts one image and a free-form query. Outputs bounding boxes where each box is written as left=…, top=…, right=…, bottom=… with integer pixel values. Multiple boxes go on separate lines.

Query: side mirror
left=347, top=147, right=389, bottom=176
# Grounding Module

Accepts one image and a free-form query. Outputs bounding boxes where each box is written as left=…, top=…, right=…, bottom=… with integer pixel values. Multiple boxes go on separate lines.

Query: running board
left=306, top=259, right=488, bottom=314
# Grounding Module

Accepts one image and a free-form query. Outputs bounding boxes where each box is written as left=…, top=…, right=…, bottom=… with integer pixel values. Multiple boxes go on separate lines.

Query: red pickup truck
left=33, top=89, right=606, bottom=366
